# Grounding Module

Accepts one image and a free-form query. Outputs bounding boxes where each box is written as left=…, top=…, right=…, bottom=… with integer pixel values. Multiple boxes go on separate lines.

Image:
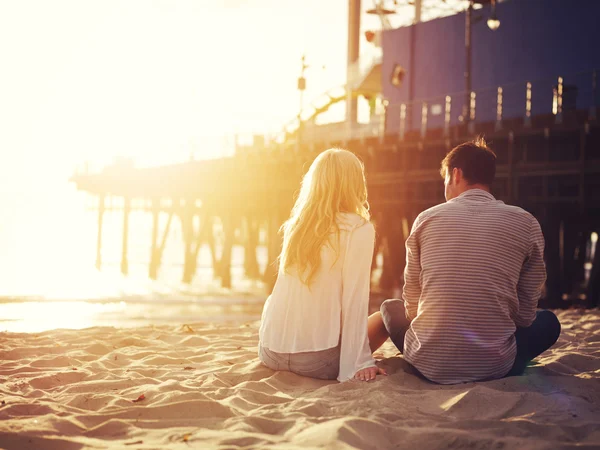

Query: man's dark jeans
left=506, top=310, right=561, bottom=375
left=380, top=299, right=561, bottom=378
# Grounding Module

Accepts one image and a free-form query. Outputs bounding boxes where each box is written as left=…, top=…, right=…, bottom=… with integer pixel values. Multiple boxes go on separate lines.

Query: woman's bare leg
left=368, top=312, right=389, bottom=353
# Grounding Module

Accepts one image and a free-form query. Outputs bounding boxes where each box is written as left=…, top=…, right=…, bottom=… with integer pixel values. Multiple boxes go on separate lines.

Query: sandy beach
left=1, top=308, right=599, bottom=450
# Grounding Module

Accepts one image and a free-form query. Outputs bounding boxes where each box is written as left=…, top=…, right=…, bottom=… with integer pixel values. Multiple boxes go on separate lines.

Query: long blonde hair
left=279, top=148, right=370, bottom=285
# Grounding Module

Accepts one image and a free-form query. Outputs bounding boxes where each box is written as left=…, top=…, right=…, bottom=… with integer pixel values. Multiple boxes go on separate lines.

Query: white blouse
left=259, top=212, right=376, bottom=382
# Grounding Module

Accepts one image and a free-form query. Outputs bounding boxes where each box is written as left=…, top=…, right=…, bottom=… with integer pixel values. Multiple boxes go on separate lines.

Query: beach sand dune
left=1, top=309, right=599, bottom=449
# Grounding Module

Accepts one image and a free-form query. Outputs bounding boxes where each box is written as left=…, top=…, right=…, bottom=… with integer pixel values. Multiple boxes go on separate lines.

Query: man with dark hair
left=370, top=138, right=561, bottom=384
left=440, top=137, right=497, bottom=189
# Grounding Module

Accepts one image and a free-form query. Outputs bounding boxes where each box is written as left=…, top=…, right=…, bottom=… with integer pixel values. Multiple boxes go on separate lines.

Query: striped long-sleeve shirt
left=402, top=189, right=546, bottom=384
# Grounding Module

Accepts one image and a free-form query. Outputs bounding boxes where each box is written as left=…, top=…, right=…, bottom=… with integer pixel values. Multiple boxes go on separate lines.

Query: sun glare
left=0, top=0, right=351, bottom=309
left=0, top=301, right=128, bottom=333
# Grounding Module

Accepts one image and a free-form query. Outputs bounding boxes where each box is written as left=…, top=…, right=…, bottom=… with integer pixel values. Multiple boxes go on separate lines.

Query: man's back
left=402, top=189, right=546, bottom=384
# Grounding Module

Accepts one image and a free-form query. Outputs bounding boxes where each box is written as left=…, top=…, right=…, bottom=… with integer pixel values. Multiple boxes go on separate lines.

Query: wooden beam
left=149, top=201, right=160, bottom=280
left=95, top=195, right=105, bottom=270
left=120, top=197, right=131, bottom=275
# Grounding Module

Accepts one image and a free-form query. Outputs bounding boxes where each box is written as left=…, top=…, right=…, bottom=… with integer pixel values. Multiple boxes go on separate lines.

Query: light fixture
left=391, top=64, right=406, bottom=88
left=487, top=13, right=500, bottom=30
left=366, top=4, right=395, bottom=16
left=487, top=0, right=500, bottom=30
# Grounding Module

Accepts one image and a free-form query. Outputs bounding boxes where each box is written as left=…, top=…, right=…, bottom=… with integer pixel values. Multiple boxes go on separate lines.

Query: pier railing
left=242, top=68, right=599, bottom=152
left=385, top=68, right=598, bottom=139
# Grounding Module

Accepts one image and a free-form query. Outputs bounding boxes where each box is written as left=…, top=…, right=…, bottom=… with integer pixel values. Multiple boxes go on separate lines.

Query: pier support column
left=206, top=217, right=220, bottom=278
left=181, top=204, right=196, bottom=284
left=219, top=213, right=235, bottom=289
left=264, top=209, right=283, bottom=293
left=587, top=226, right=600, bottom=308
left=570, top=222, right=591, bottom=302
left=244, top=215, right=260, bottom=279
left=378, top=210, right=406, bottom=292
left=191, top=213, right=209, bottom=276
left=543, top=211, right=562, bottom=308
left=150, top=210, right=173, bottom=281
left=372, top=212, right=384, bottom=278
left=121, top=197, right=131, bottom=275
left=149, top=201, right=160, bottom=280
left=561, top=212, right=583, bottom=299
left=95, top=195, right=105, bottom=270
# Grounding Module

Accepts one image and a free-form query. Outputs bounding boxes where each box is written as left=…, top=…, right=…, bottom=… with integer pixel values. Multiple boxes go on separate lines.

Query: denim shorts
left=258, top=345, right=340, bottom=380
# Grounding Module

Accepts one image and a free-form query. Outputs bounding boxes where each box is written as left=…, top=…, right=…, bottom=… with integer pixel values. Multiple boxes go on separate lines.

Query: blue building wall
left=382, top=0, right=600, bottom=132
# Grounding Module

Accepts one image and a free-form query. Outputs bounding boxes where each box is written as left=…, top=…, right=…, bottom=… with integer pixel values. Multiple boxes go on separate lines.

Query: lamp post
left=464, top=0, right=500, bottom=126
left=297, top=54, right=308, bottom=151
left=464, top=1, right=473, bottom=126
left=347, top=0, right=361, bottom=125
left=296, top=55, right=326, bottom=150
left=297, top=54, right=308, bottom=119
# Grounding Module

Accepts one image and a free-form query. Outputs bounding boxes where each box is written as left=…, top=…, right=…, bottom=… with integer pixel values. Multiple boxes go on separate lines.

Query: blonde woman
left=258, top=149, right=387, bottom=382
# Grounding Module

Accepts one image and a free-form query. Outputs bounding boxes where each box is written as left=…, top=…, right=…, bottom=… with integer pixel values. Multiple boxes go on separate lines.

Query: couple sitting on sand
left=258, top=139, right=561, bottom=384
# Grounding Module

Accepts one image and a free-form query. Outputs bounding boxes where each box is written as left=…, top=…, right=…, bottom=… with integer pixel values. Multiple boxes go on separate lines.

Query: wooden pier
left=71, top=102, right=600, bottom=309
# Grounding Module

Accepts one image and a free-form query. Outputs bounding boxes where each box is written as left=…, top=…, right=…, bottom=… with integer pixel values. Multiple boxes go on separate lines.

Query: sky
left=0, top=0, right=353, bottom=173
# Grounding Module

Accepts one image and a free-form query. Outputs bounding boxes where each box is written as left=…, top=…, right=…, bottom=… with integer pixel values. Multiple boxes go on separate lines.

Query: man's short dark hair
left=440, top=137, right=496, bottom=186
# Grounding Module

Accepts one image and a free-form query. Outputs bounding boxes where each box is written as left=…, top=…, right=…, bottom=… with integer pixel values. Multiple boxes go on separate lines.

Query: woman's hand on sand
left=354, top=366, right=387, bottom=381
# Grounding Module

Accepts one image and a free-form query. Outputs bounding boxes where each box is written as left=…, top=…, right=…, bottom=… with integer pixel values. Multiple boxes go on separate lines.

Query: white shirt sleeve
left=337, top=221, right=377, bottom=382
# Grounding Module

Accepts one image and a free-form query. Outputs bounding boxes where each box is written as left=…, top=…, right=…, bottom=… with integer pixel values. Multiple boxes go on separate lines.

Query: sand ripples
left=1, top=309, right=599, bottom=449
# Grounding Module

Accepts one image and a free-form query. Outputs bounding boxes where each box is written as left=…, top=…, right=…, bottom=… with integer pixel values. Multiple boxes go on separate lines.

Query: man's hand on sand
left=354, top=366, right=387, bottom=381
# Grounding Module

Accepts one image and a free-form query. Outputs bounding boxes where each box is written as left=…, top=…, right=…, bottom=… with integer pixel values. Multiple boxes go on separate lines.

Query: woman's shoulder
left=337, top=212, right=373, bottom=232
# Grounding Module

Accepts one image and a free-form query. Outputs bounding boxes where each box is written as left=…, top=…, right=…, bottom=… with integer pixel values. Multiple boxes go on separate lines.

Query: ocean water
left=0, top=182, right=268, bottom=333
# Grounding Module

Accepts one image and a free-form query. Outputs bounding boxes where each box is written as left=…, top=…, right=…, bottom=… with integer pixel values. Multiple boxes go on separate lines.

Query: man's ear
left=452, top=167, right=462, bottom=185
